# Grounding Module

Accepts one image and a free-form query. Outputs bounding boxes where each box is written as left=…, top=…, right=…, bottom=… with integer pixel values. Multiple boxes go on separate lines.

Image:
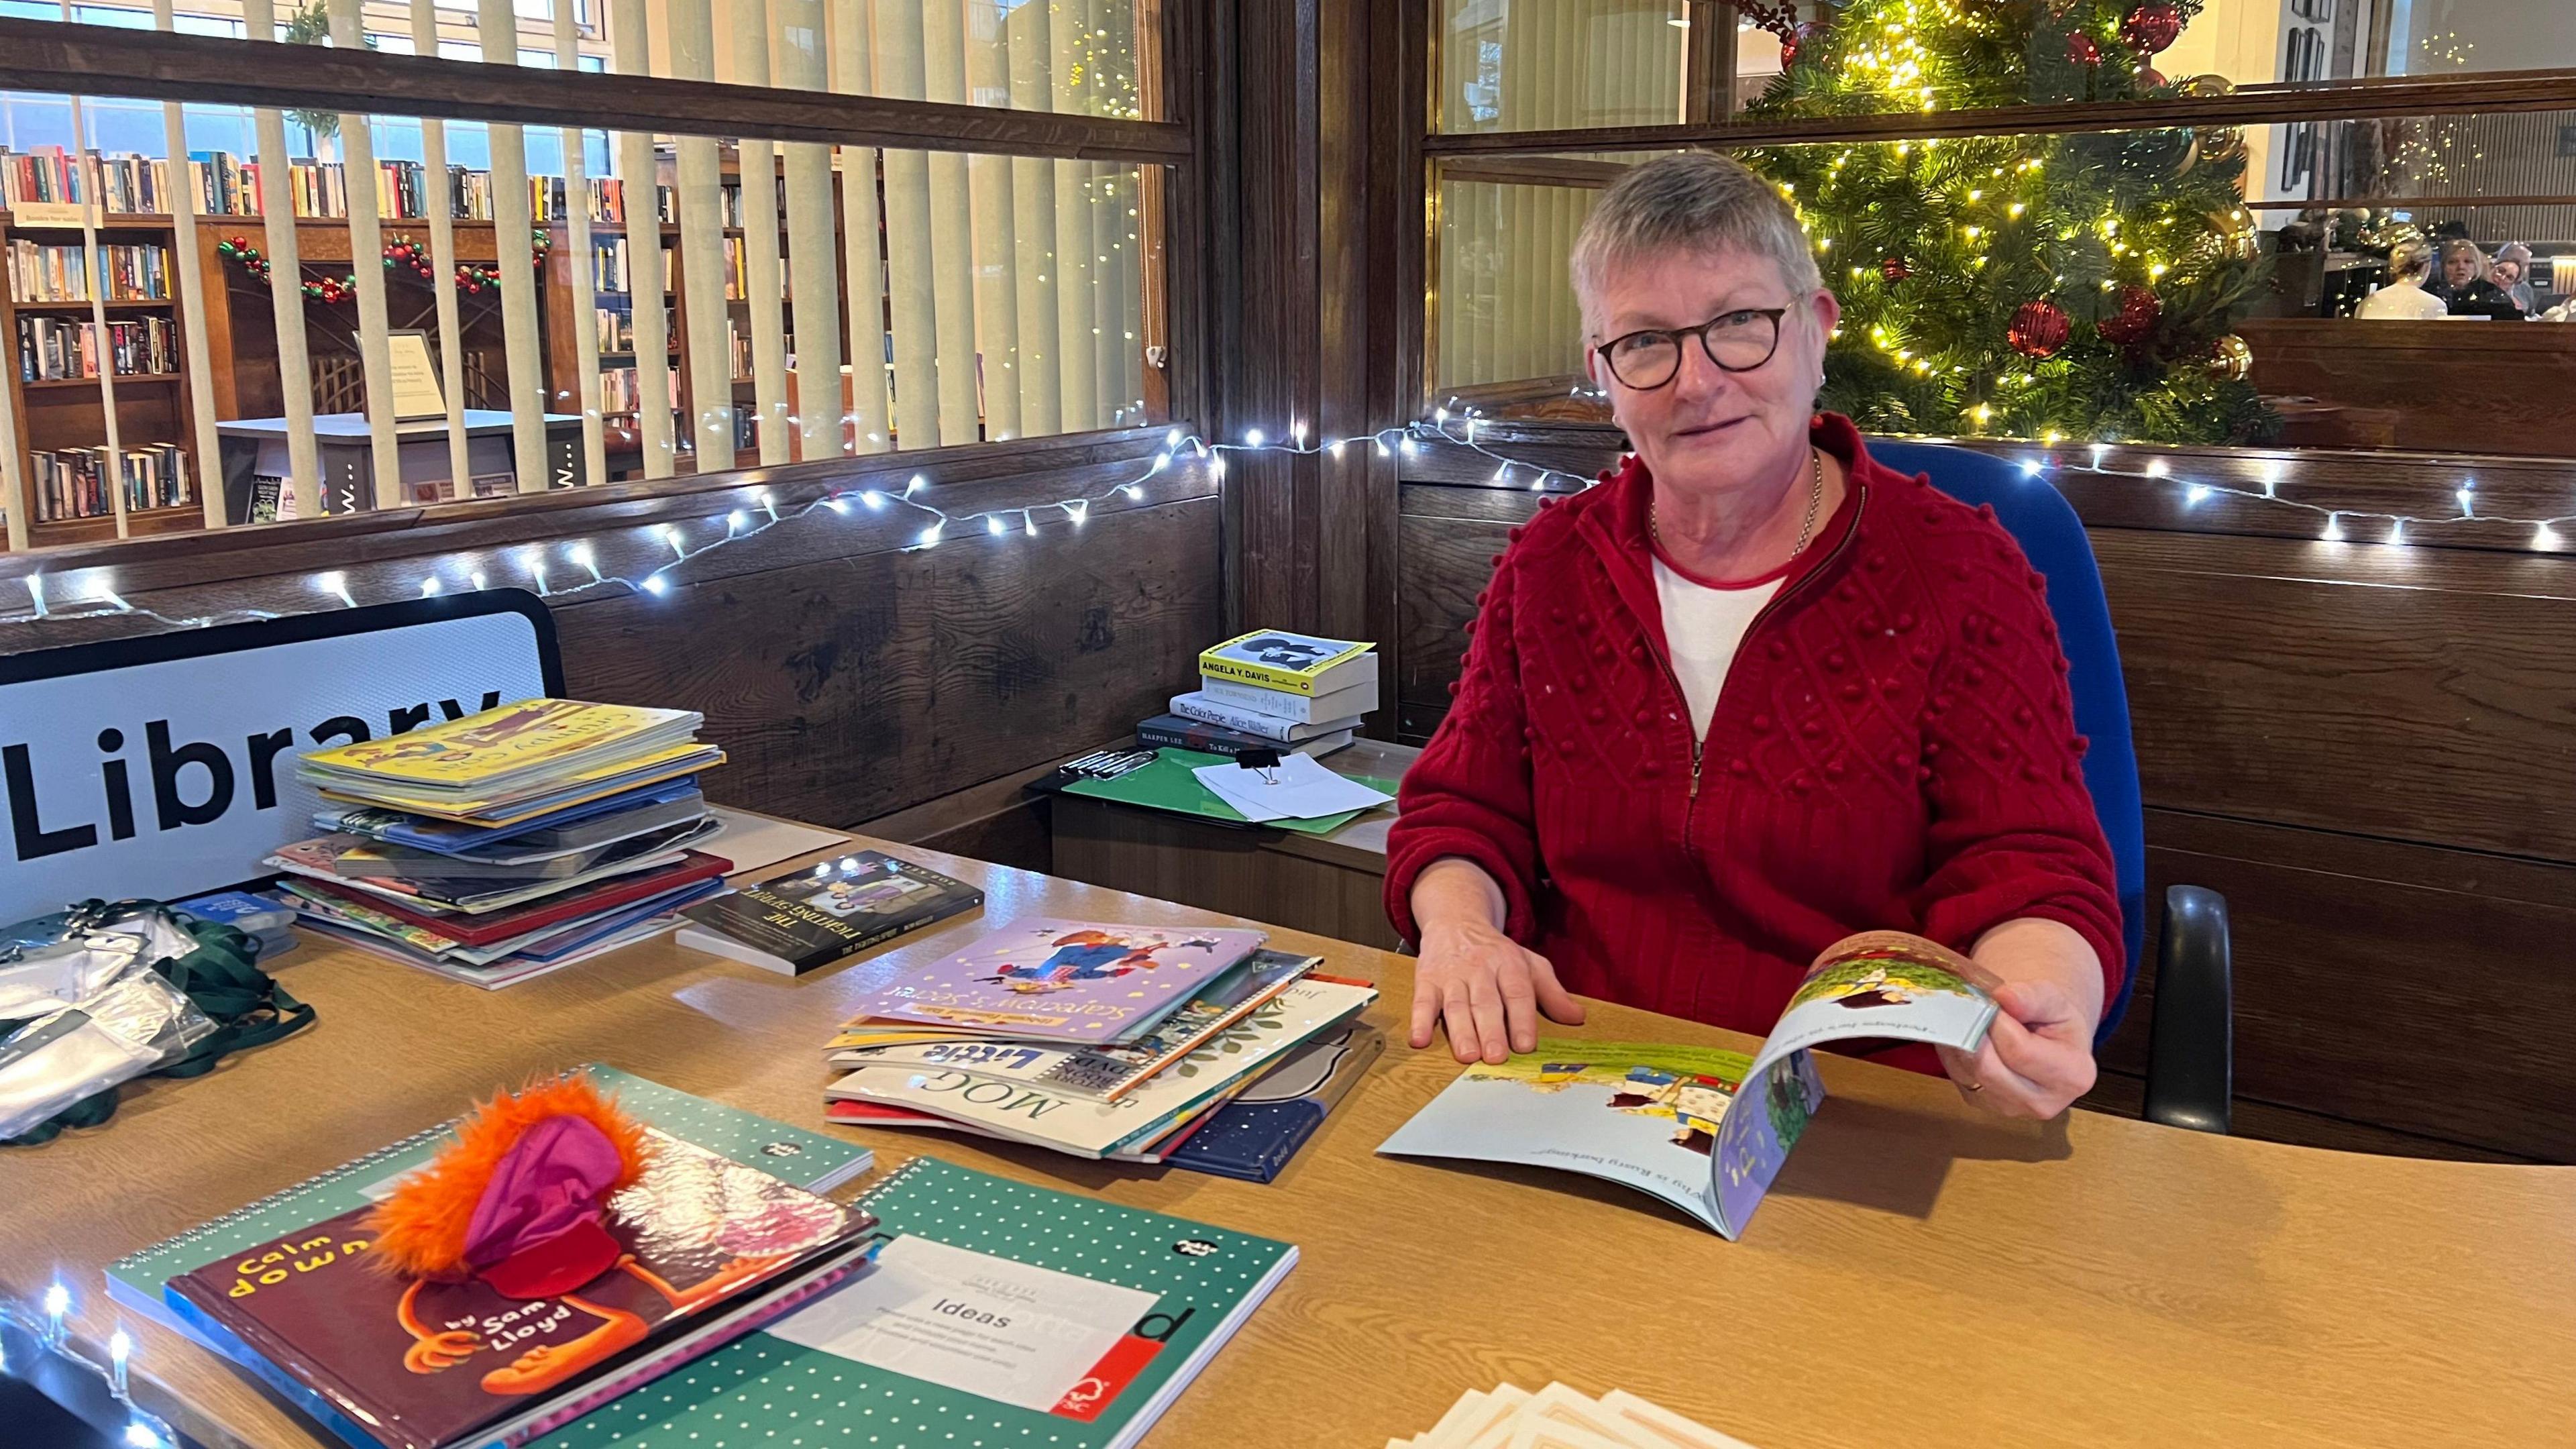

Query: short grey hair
left=1571, top=152, right=1821, bottom=333
left=2440, top=237, right=2487, bottom=270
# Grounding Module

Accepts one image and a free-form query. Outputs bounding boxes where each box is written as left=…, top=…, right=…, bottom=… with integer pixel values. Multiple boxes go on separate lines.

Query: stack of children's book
left=819, top=918, right=1379, bottom=1165
left=1142, top=628, right=1379, bottom=759
left=269, top=699, right=733, bottom=987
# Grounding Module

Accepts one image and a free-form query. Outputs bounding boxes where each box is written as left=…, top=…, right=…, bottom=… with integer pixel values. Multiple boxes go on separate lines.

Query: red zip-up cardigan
left=1384, top=415, right=2123, bottom=1074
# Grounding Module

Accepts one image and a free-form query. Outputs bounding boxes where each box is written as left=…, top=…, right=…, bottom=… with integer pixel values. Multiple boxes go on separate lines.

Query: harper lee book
left=167, top=1132, right=869, bottom=1449
left=851, top=918, right=1267, bottom=1042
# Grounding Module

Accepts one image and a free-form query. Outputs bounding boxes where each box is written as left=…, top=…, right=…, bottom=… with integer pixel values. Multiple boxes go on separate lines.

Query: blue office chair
left=1870, top=440, right=2234, bottom=1134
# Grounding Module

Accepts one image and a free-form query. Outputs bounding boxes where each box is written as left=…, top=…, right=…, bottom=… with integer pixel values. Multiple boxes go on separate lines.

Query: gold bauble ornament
left=2206, top=334, right=2253, bottom=382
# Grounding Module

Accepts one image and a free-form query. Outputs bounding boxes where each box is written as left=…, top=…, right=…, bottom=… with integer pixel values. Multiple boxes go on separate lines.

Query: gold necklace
left=1650, top=447, right=1825, bottom=559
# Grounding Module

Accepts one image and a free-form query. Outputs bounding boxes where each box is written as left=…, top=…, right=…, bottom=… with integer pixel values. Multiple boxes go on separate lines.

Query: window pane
left=1440, top=0, right=1687, bottom=133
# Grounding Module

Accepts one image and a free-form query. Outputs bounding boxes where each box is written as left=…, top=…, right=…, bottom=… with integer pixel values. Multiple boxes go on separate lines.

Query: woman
left=2431, top=238, right=2512, bottom=315
left=2355, top=238, right=2445, bottom=320
left=2491, top=242, right=2536, bottom=315
left=1385, top=152, right=2120, bottom=1121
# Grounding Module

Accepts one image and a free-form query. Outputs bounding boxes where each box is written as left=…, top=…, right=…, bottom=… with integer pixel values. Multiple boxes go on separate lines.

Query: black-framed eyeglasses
left=1594, top=307, right=1790, bottom=390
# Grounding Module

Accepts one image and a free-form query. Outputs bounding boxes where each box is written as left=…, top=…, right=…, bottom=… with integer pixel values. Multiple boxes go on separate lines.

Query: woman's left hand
left=1936, top=978, right=2098, bottom=1120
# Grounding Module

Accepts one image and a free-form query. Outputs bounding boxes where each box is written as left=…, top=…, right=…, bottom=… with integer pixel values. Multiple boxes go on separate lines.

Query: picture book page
left=1706, top=932, right=2001, bottom=1236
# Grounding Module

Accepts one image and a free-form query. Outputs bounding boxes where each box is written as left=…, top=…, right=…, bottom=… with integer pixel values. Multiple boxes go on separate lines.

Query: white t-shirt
left=1652, top=555, right=1782, bottom=742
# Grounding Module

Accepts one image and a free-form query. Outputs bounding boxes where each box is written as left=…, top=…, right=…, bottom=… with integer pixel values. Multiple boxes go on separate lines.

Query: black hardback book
left=676, top=850, right=983, bottom=975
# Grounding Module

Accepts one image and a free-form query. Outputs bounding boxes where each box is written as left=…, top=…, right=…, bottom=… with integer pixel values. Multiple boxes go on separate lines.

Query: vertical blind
left=0, top=0, right=1153, bottom=548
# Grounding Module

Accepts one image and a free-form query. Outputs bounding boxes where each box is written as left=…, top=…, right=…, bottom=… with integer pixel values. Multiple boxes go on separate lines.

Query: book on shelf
left=533, top=1157, right=1295, bottom=1449
left=17, top=313, right=178, bottom=382
left=0, top=146, right=174, bottom=215
left=28, top=443, right=190, bottom=523
left=7, top=238, right=169, bottom=303
left=598, top=364, right=679, bottom=416
left=590, top=235, right=631, bottom=294
left=1379, top=930, right=2007, bottom=1240
left=675, top=849, right=984, bottom=977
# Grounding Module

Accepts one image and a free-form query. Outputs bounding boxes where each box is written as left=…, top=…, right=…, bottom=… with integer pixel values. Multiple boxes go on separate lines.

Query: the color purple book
left=853, top=917, right=1267, bottom=1043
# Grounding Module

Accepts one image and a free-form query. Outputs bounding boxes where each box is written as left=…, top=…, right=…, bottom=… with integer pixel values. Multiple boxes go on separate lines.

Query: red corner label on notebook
left=1051, top=1334, right=1163, bottom=1421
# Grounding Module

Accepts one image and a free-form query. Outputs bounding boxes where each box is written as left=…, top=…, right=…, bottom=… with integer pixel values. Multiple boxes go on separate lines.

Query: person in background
left=1385, top=152, right=2120, bottom=1122
left=2491, top=242, right=2537, bottom=315
left=2355, top=238, right=2446, bottom=320
left=2432, top=238, right=2514, bottom=316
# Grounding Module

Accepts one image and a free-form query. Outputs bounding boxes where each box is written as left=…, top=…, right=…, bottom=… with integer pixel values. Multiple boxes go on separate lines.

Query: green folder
left=529, top=1155, right=1299, bottom=1449
left=1062, top=746, right=1397, bottom=836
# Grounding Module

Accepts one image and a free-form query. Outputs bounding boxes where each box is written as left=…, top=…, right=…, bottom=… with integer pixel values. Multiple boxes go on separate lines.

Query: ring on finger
left=1964, top=1079, right=1984, bottom=1093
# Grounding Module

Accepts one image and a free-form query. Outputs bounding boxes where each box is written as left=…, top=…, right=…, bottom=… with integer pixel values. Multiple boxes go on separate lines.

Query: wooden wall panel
left=1389, top=423, right=2576, bottom=1162
left=0, top=438, right=1221, bottom=843
left=2094, top=531, right=2576, bottom=861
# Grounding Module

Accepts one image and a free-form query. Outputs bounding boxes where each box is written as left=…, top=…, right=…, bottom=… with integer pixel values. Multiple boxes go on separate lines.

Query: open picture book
left=1377, top=932, right=2002, bottom=1240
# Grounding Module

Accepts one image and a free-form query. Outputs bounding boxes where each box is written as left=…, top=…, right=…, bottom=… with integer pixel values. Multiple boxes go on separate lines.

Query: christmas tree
left=1734, top=0, right=2276, bottom=446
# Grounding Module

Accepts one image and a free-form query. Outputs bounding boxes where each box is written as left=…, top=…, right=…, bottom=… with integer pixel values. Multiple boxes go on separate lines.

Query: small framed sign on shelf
left=382, top=329, right=447, bottom=421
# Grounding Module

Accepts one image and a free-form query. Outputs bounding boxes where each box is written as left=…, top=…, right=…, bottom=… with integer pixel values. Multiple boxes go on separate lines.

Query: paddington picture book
left=1377, top=932, right=2003, bottom=1239
left=675, top=851, right=985, bottom=976
left=848, top=918, right=1267, bottom=1041
left=1195, top=629, right=1377, bottom=697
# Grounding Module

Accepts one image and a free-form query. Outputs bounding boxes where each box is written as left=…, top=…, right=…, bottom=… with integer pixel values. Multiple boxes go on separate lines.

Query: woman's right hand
left=1409, top=918, right=1586, bottom=1064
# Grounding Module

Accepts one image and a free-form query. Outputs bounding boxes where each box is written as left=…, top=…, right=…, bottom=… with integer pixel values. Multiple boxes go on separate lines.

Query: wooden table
left=1051, top=738, right=1415, bottom=949
left=9, top=831, right=2575, bottom=1449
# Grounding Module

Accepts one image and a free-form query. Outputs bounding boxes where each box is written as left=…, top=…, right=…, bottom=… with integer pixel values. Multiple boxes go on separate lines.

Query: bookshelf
left=0, top=211, right=201, bottom=545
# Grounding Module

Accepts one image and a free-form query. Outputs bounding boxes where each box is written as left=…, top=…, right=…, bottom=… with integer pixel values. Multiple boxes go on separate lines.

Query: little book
left=849, top=917, right=1266, bottom=1042
left=1196, top=629, right=1377, bottom=698
left=298, top=700, right=704, bottom=795
left=676, top=851, right=985, bottom=976
left=1377, top=932, right=2003, bottom=1240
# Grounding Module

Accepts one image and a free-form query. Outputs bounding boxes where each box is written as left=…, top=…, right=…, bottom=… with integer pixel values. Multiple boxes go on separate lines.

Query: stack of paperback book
left=1143, top=628, right=1377, bottom=759
left=820, top=918, right=1378, bottom=1163
left=270, top=699, right=733, bottom=987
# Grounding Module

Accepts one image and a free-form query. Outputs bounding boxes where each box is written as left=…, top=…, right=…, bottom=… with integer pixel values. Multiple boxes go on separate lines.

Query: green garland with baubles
left=216, top=229, right=549, bottom=305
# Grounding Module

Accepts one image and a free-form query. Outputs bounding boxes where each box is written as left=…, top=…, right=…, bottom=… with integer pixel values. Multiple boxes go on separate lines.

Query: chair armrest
left=2141, top=884, right=2233, bottom=1135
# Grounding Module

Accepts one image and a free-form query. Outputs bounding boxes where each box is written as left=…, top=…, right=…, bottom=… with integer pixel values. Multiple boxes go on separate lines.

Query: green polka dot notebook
left=105, top=1064, right=869, bottom=1336
left=529, top=1155, right=1299, bottom=1449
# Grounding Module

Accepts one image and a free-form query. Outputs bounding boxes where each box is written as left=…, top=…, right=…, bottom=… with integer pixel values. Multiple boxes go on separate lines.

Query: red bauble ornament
left=2121, top=2, right=2183, bottom=55
left=2097, top=285, right=2163, bottom=346
left=2067, top=31, right=2102, bottom=66
left=2139, top=66, right=2166, bottom=89
left=2008, top=299, right=2072, bottom=358
left=1880, top=256, right=1911, bottom=282
left=1782, top=19, right=1828, bottom=65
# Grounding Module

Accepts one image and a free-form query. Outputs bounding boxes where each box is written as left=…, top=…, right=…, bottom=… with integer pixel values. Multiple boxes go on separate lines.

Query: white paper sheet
left=706, top=806, right=853, bottom=875
left=1192, top=753, right=1393, bottom=822
left=765, top=1235, right=1158, bottom=1411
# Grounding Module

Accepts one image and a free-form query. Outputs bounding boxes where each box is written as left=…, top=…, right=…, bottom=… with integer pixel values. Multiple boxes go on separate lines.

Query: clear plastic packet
left=0, top=904, right=221, bottom=1140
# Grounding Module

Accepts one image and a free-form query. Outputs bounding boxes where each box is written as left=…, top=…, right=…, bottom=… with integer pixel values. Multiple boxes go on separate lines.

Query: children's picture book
left=166, top=1129, right=873, bottom=1449
left=825, top=975, right=1377, bottom=1159
left=1377, top=932, right=2002, bottom=1240
left=1163, top=1020, right=1384, bottom=1183
left=281, top=852, right=733, bottom=948
left=849, top=918, right=1267, bottom=1042
left=1195, top=629, right=1377, bottom=697
left=297, top=699, right=704, bottom=793
left=315, top=744, right=726, bottom=824
left=826, top=950, right=1317, bottom=1099
left=675, top=851, right=985, bottom=977
left=313, top=782, right=706, bottom=857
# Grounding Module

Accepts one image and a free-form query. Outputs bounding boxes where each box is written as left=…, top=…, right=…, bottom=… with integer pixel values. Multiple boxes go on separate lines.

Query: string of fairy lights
left=0, top=413, right=2565, bottom=636
left=1, top=1282, right=178, bottom=1448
